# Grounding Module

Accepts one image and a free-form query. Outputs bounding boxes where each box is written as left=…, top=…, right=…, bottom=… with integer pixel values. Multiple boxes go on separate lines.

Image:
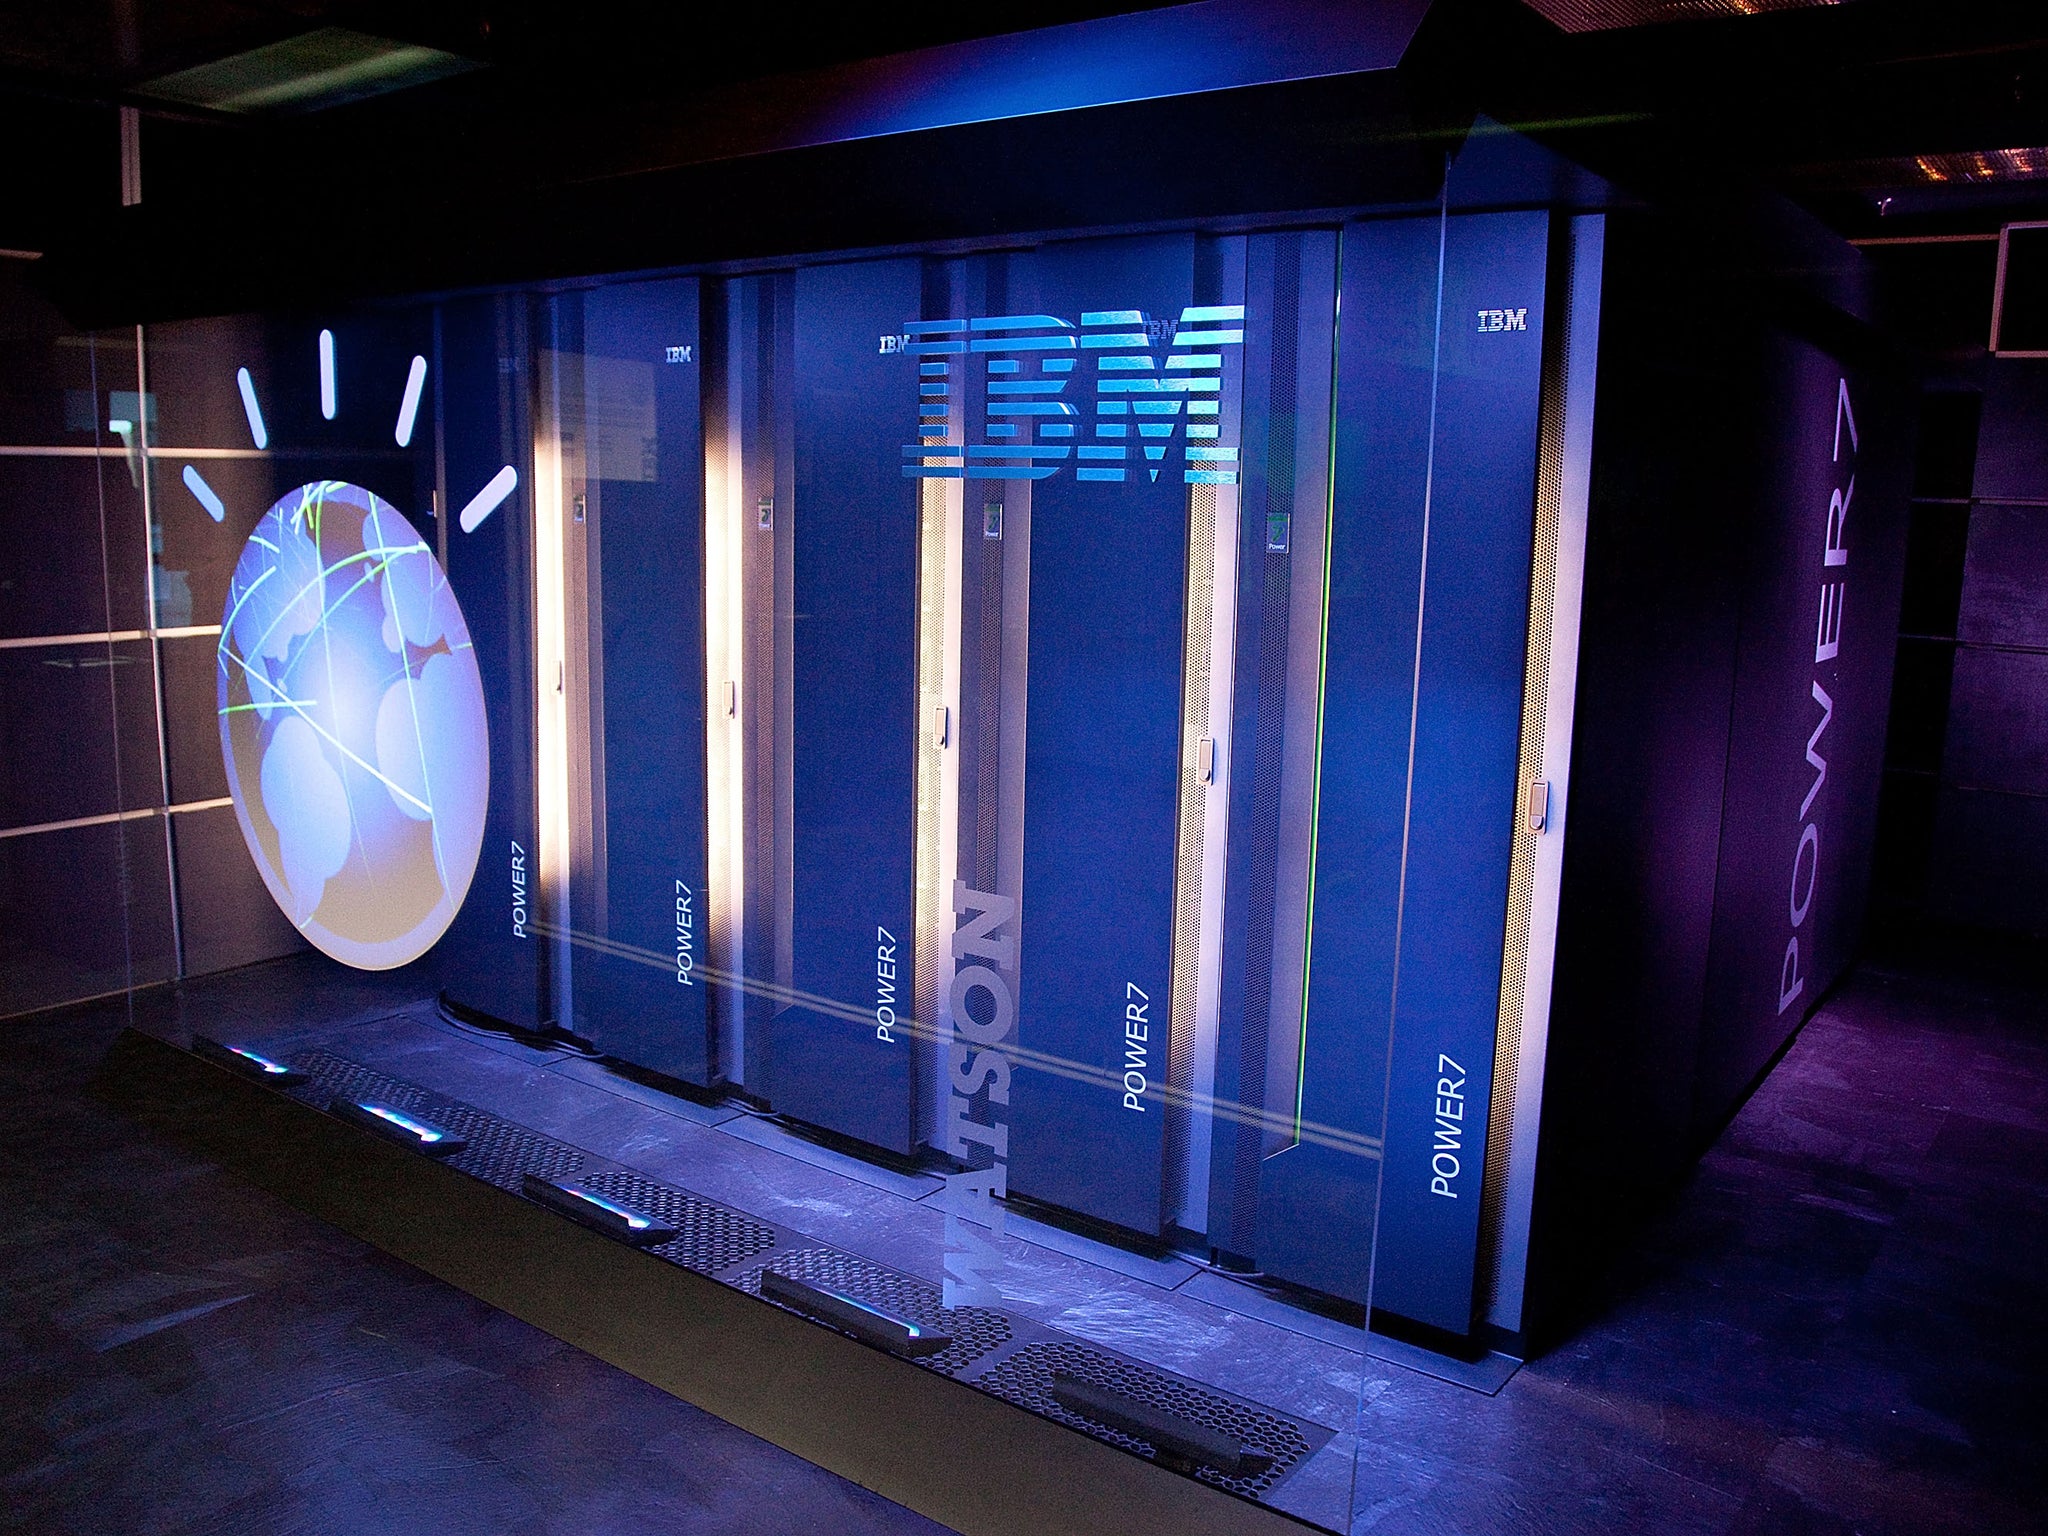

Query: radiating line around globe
left=396, top=355, right=427, bottom=447
left=182, top=465, right=226, bottom=522
left=318, top=330, right=337, bottom=421
left=236, top=367, right=268, bottom=449
left=459, top=465, right=517, bottom=532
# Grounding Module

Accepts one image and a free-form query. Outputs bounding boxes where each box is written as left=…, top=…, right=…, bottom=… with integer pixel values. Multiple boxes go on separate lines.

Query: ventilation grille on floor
left=739, top=1247, right=1012, bottom=1372
left=289, top=1051, right=585, bottom=1190
left=972, top=1339, right=1314, bottom=1498
left=573, top=1168, right=780, bottom=1273
left=267, top=1045, right=1333, bottom=1506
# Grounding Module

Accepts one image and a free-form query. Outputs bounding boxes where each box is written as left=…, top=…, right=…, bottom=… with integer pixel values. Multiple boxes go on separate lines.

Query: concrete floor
left=2, top=943, right=2043, bottom=1536
left=0, top=987, right=953, bottom=1536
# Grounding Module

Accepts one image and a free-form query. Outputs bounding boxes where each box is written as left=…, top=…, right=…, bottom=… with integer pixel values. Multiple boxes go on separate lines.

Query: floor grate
left=972, top=1339, right=1316, bottom=1498
left=572, top=1168, right=780, bottom=1274
left=271, top=1045, right=1322, bottom=1505
left=289, top=1052, right=585, bottom=1191
left=737, top=1247, right=1012, bottom=1373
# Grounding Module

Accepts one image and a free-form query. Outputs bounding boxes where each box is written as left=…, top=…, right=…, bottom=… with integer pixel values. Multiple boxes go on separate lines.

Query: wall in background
left=0, top=259, right=304, bottom=1020
left=1934, top=360, right=2048, bottom=934
left=1868, top=235, right=2048, bottom=941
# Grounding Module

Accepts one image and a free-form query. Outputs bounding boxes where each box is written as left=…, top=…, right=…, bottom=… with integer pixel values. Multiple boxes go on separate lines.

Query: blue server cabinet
left=769, top=260, right=925, bottom=1152
left=1008, top=234, right=1211, bottom=1236
left=436, top=295, right=548, bottom=1032
left=570, top=279, right=713, bottom=1082
left=1204, top=229, right=1340, bottom=1263
left=1255, top=211, right=1550, bottom=1327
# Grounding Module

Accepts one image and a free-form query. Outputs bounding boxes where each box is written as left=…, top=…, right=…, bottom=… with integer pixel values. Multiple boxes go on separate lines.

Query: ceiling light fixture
left=141, top=27, right=479, bottom=115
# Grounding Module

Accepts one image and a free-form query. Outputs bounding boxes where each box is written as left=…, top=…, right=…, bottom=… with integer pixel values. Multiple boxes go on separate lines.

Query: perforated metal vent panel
left=268, top=1045, right=1323, bottom=1507
left=972, top=1339, right=1315, bottom=1498
left=739, top=1247, right=1011, bottom=1373
left=573, top=1169, right=779, bottom=1274
left=288, top=1051, right=585, bottom=1190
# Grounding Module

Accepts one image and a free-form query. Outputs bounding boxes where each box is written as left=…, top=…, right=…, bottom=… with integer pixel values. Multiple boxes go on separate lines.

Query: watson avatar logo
left=219, top=482, right=489, bottom=969
left=193, top=333, right=516, bottom=971
left=892, top=307, right=1244, bottom=485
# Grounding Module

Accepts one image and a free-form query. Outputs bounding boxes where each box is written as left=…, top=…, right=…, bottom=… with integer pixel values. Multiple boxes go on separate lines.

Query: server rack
left=437, top=294, right=548, bottom=1035
left=768, top=259, right=927, bottom=1151
left=457, top=190, right=1907, bottom=1357
left=554, top=278, right=715, bottom=1083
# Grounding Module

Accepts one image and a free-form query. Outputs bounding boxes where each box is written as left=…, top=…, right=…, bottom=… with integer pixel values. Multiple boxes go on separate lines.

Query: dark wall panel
left=1531, top=211, right=1747, bottom=1334
left=1929, top=787, right=2048, bottom=934
left=0, top=639, right=160, bottom=829
left=1942, top=648, right=2048, bottom=797
left=159, top=632, right=228, bottom=806
left=171, top=802, right=308, bottom=977
left=0, top=276, right=131, bottom=449
left=1921, top=360, right=2048, bottom=938
left=0, top=819, right=174, bottom=1018
left=0, top=456, right=146, bottom=640
left=1957, top=503, right=2048, bottom=649
left=1971, top=359, right=2048, bottom=501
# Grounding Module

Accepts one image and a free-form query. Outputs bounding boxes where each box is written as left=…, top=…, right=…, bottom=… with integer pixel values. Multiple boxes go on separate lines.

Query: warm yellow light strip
left=911, top=473, right=964, bottom=1136
left=704, top=308, right=748, bottom=1079
left=532, top=379, right=572, bottom=1022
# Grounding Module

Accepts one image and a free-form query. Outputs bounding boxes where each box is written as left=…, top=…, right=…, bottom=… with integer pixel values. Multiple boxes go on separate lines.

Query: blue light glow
left=830, top=1287, right=924, bottom=1338
left=227, top=1045, right=291, bottom=1074
left=561, top=1186, right=653, bottom=1230
left=360, top=1102, right=445, bottom=1142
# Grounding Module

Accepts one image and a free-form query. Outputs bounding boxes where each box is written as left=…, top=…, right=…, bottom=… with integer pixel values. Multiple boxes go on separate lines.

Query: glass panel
left=0, top=638, right=158, bottom=827
left=0, top=455, right=148, bottom=639
left=0, top=255, right=163, bottom=1020
left=169, top=801, right=307, bottom=977
left=0, top=818, right=172, bottom=1016
left=140, top=309, right=444, bottom=986
left=526, top=237, right=1392, bottom=1527
left=0, top=268, right=112, bottom=449
left=141, top=124, right=1597, bottom=1529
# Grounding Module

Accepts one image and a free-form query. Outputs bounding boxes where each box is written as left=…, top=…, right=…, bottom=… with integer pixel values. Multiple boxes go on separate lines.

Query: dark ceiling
left=6, top=0, right=2048, bottom=320
left=0, top=2, right=1191, bottom=106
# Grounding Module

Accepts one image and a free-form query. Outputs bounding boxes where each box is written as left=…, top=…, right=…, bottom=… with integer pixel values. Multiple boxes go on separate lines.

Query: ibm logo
left=1476, top=308, right=1528, bottom=334
left=893, top=307, right=1244, bottom=486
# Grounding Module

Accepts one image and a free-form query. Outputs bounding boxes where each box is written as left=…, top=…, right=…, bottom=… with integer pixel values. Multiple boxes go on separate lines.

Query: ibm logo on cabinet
left=888, top=308, right=1245, bottom=486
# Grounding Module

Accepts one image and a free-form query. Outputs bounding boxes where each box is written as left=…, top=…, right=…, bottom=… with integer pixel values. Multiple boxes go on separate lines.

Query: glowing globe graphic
left=218, top=481, right=488, bottom=969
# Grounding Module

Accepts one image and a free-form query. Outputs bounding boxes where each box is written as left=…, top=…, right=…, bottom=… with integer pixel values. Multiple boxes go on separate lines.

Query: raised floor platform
left=104, top=958, right=1516, bottom=1533
left=79, top=945, right=2048, bottom=1536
